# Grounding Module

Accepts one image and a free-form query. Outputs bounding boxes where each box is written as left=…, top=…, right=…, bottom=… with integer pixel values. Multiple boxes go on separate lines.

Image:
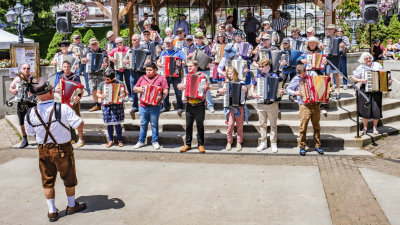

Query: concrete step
left=79, top=107, right=400, bottom=134
left=78, top=97, right=400, bottom=122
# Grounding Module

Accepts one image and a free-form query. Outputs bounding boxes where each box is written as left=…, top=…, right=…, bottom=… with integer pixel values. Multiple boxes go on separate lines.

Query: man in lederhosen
left=8, top=63, right=37, bottom=148
left=24, top=77, right=86, bottom=222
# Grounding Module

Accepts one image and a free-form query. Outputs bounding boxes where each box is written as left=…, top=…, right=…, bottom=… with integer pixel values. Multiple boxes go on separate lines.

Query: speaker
left=362, top=0, right=380, bottom=23
left=56, top=11, right=72, bottom=34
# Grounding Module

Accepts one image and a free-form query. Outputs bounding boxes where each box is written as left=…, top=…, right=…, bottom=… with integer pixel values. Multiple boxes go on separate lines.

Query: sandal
left=106, top=141, right=114, bottom=148
left=118, top=141, right=124, bottom=147
left=373, top=128, right=379, bottom=135
left=361, top=128, right=367, bottom=135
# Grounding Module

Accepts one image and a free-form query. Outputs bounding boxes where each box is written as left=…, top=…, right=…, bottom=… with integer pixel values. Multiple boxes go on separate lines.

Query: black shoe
left=299, top=148, right=306, bottom=156
left=48, top=209, right=59, bottom=222
left=315, top=147, right=324, bottom=155
left=288, top=95, right=295, bottom=102
left=335, top=94, right=341, bottom=100
left=20, top=136, right=28, bottom=148
left=130, top=108, right=138, bottom=113
left=161, top=108, right=170, bottom=113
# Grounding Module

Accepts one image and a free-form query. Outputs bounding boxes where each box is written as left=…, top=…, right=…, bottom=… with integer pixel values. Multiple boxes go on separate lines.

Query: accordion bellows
left=54, top=79, right=84, bottom=107
left=103, top=83, right=125, bottom=105
left=223, top=82, right=246, bottom=107
left=185, top=73, right=208, bottom=100
left=299, top=76, right=331, bottom=104
left=257, top=76, right=283, bottom=104
left=140, top=84, right=162, bottom=106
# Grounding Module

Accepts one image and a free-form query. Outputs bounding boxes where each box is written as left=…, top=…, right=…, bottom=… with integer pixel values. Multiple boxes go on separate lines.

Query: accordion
left=54, top=79, right=84, bottom=107
left=365, top=70, right=391, bottom=92
left=299, top=76, right=331, bottom=104
left=270, top=50, right=282, bottom=73
left=127, top=49, right=147, bottom=71
left=306, top=53, right=326, bottom=71
left=184, top=73, right=208, bottom=100
left=290, top=39, right=306, bottom=51
left=175, top=40, right=185, bottom=49
left=182, top=47, right=189, bottom=61
left=258, top=49, right=269, bottom=62
left=106, top=42, right=114, bottom=52
left=140, top=84, right=163, bottom=106
left=265, top=30, right=278, bottom=46
left=114, top=52, right=127, bottom=70
left=103, top=83, right=125, bottom=105
left=161, top=56, right=181, bottom=77
left=57, top=55, right=79, bottom=73
left=257, top=76, right=283, bottom=104
left=14, top=82, right=36, bottom=103
left=232, top=58, right=248, bottom=81
left=193, top=49, right=211, bottom=71
left=214, top=44, right=226, bottom=63
left=223, top=82, right=246, bottom=107
left=324, top=37, right=342, bottom=56
left=238, top=42, right=252, bottom=58
left=71, top=45, right=85, bottom=58
left=86, top=52, right=104, bottom=73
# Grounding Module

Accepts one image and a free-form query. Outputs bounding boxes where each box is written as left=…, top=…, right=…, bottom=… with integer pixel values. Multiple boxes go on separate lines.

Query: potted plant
left=0, top=59, right=11, bottom=68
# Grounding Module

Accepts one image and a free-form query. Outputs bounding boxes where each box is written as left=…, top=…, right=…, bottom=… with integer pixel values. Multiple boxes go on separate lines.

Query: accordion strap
left=143, top=74, right=161, bottom=86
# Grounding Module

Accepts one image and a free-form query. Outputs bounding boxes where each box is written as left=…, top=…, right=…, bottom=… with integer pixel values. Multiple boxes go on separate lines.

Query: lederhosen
left=34, top=104, right=77, bottom=188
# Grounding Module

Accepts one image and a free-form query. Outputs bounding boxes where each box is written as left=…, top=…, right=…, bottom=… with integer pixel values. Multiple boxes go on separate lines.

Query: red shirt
left=135, top=74, right=169, bottom=107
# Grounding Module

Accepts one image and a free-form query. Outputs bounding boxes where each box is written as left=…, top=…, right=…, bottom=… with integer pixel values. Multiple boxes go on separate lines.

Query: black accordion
left=223, top=82, right=246, bottom=107
left=86, top=52, right=104, bottom=73
left=324, top=37, right=342, bottom=57
left=128, top=49, right=147, bottom=71
left=257, top=76, right=283, bottom=104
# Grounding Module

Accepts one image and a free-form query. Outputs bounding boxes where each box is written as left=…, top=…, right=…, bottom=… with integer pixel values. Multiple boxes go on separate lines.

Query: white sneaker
left=256, top=142, right=267, bottom=152
left=208, top=108, right=215, bottom=113
left=133, top=142, right=146, bottom=149
left=271, top=143, right=278, bottom=153
left=236, top=143, right=242, bottom=151
left=152, top=142, right=160, bottom=150
left=226, top=143, right=232, bottom=151
left=321, top=109, right=328, bottom=117
left=343, top=85, right=348, bottom=90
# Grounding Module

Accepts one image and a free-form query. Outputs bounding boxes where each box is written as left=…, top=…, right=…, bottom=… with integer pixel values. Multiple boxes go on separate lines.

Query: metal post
left=356, top=90, right=360, bottom=138
left=18, top=17, right=23, bottom=43
left=167, top=0, right=169, bottom=27
left=189, top=1, right=191, bottom=34
left=295, top=0, right=297, bottom=27
left=314, top=0, right=317, bottom=33
left=369, top=24, right=372, bottom=48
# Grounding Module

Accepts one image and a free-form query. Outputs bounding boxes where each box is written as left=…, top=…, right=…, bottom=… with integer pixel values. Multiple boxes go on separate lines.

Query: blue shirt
left=160, top=48, right=186, bottom=60
left=286, top=75, right=306, bottom=105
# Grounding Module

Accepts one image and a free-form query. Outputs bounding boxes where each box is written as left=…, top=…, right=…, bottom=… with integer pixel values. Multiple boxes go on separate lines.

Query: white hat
left=164, top=37, right=173, bottom=43
left=106, top=31, right=114, bottom=38
left=306, top=27, right=315, bottom=33
left=306, top=36, right=320, bottom=44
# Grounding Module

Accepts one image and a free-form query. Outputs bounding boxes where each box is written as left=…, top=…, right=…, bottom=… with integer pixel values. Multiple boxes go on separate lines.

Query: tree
left=46, top=32, right=64, bottom=60
left=336, top=0, right=361, bottom=19
left=360, top=17, right=388, bottom=46
left=69, top=29, right=83, bottom=42
left=386, top=14, right=400, bottom=43
left=82, top=29, right=96, bottom=46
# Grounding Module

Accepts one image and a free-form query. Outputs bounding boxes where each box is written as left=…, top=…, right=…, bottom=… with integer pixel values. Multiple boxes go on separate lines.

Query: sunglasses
left=74, top=38, right=81, bottom=40
left=196, top=37, right=203, bottom=39
left=337, top=30, right=343, bottom=32
left=218, top=36, right=223, bottom=38
left=261, top=39, right=269, bottom=41
left=186, top=39, right=193, bottom=41
left=60, top=45, right=68, bottom=47
left=144, top=33, right=150, bottom=36
left=117, top=42, right=123, bottom=45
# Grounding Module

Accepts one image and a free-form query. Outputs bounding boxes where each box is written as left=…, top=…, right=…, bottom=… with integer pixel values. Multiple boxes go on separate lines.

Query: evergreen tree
left=46, top=32, right=65, bottom=60
left=360, top=17, right=387, bottom=46
left=386, top=14, right=400, bottom=43
left=69, top=29, right=83, bottom=43
left=82, top=29, right=96, bottom=46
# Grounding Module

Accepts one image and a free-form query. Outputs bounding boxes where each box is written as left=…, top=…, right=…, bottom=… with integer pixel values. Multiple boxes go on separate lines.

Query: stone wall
left=0, top=66, right=56, bottom=119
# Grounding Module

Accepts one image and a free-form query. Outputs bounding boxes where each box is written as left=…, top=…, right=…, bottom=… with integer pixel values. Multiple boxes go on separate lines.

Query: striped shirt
left=271, top=17, right=290, bottom=31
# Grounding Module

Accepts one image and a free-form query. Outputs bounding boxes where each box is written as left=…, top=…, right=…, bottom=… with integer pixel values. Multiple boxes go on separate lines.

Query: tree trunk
left=111, top=0, right=120, bottom=37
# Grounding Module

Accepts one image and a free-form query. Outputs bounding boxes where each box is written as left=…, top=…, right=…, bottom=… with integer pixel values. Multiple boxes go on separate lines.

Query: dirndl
left=358, top=85, right=382, bottom=120
left=102, top=104, right=125, bottom=125
left=325, top=56, right=341, bottom=74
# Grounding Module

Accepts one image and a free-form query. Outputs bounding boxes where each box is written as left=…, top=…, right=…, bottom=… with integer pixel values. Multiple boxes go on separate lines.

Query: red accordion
left=299, top=76, right=331, bottom=104
left=306, top=53, right=326, bottom=71
left=54, top=79, right=84, bottom=107
left=161, top=56, right=181, bottom=77
left=184, top=73, right=208, bottom=100
left=140, top=84, right=163, bottom=106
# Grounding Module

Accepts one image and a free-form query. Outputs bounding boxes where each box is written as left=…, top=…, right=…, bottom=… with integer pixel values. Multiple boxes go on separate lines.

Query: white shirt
left=24, top=100, right=82, bottom=144
left=352, top=62, right=383, bottom=79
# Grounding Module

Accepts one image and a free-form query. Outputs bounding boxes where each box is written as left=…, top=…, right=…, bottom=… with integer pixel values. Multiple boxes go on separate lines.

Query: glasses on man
left=196, top=37, right=203, bottom=40
left=337, top=30, right=343, bottom=32
left=60, top=45, right=68, bottom=47
left=117, top=42, right=123, bottom=45
left=261, top=39, right=269, bottom=42
left=75, top=38, right=81, bottom=40
left=132, top=39, right=139, bottom=41
left=186, top=39, right=193, bottom=41
left=22, top=67, right=30, bottom=70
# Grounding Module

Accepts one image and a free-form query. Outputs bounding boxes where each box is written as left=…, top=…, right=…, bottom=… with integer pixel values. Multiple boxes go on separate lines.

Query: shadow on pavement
left=58, top=195, right=125, bottom=217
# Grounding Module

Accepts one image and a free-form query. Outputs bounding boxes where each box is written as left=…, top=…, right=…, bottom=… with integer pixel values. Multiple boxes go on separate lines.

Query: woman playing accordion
left=211, top=32, right=227, bottom=90
left=352, top=52, right=392, bottom=135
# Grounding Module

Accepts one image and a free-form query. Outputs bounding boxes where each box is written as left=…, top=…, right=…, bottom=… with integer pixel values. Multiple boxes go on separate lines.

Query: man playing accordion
left=133, top=63, right=169, bottom=150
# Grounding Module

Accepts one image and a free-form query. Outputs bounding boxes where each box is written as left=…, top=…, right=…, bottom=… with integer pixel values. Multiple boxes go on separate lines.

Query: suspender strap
left=143, top=74, right=160, bottom=85
left=34, top=105, right=58, bottom=145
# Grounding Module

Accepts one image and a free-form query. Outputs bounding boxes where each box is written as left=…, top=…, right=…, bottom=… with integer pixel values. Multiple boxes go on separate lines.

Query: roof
left=0, top=29, right=34, bottom=50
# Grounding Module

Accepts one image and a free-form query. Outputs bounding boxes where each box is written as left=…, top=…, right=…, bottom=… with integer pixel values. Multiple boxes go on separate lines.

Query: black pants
left=185, top=104, right=205, bottom=146
left=246, top=32, right=257, bottom=47
left=163, top=77, right=183, bottom=110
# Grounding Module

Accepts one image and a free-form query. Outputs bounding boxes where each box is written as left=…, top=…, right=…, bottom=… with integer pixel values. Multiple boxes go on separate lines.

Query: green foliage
left=167, top=8, right=188, bottom=23
left=338, top=20, right=352, bottom=42
left=120, top=28, right=130, bottom=37
left=336, top=0, right=361, bottom=18
left=385, top=14, right=400, bottom=43
left=45, top=32, right=64, bottom=60
left=360, top=17, right=388, bottom=46
left=69, top=30, right=83, bottom=42
left=82, top=29, right=96, bottom=46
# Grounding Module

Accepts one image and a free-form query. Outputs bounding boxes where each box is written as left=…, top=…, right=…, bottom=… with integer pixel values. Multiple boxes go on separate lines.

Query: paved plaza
left=0, top=119, right=400, bottom=225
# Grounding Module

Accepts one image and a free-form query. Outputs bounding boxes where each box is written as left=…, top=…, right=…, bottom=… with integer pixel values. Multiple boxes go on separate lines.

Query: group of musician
left=9, top=22, right=392, bottom=156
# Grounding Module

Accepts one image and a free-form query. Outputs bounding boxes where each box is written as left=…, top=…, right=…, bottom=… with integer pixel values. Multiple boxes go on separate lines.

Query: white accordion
left=114, top=52, right=127, bottom=70
left=232, top=58, right=248, bottom=81
left=57, top=55, right=79, bottom=73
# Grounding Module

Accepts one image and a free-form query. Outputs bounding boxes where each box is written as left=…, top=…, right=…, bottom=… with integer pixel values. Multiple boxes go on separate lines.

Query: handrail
left=326, top=59, right=370, bottom=138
